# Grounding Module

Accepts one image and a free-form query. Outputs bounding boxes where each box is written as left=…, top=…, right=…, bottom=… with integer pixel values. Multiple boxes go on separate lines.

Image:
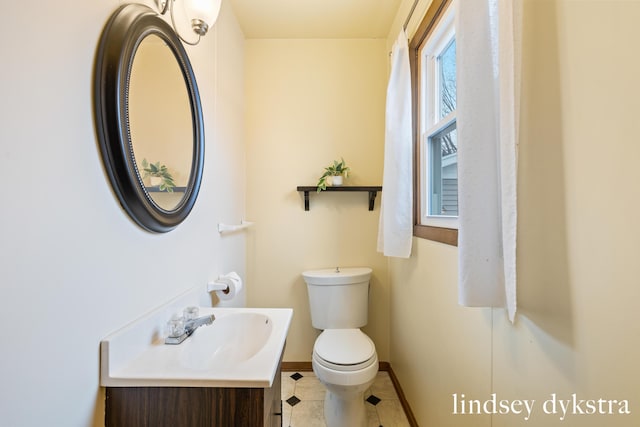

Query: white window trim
left=418, top=1, right=458, bottom=229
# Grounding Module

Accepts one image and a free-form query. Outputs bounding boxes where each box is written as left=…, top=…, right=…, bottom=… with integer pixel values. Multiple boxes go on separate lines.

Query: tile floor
left=282, top=370, right=411, bottom=427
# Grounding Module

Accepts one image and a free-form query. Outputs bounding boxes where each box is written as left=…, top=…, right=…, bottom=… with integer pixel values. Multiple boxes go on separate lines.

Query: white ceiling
left=227, top=0, right=403, bottom=39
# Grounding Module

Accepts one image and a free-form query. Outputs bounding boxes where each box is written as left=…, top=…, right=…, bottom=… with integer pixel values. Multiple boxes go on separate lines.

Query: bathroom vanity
left=100, top=302, right=292, bottom=427
left=104, top=362, right=282, bottom=427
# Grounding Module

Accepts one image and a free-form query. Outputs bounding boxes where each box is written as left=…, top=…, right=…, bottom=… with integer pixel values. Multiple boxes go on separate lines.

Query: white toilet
left=302, top=267, right=378, bottom=427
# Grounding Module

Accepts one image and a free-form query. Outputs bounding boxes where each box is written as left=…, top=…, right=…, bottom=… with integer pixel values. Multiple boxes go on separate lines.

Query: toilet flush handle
left=335, top=267, right=340, bottom=273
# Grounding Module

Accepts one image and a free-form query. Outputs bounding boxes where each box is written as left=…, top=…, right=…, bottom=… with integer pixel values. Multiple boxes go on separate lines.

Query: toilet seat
left=313, top=329, right=376, bottom=372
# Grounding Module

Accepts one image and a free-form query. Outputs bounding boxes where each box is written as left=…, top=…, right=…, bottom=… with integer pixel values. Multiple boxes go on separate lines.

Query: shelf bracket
left=302, top=190, right=310, bottom=211
left=368, top=190, right=378, bottom=211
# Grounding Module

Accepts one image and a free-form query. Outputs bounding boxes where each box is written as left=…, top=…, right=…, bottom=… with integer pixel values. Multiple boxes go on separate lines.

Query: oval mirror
left=94, top=4, right=204, bottom=232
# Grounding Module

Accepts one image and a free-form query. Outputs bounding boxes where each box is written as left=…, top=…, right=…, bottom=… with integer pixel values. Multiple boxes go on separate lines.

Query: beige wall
left=0, top=1, right=245, bottom=426
left=389, top=0, right=640, bottom=426
left=244, top=38, right=391, bottom=361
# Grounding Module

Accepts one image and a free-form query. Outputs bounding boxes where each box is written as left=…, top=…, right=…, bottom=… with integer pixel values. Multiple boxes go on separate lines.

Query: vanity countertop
left=101, top=302, right=292, bottom=388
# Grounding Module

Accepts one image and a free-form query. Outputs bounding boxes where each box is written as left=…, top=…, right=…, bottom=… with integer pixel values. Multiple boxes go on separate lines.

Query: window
left=410, top=0, right=458, bottom=245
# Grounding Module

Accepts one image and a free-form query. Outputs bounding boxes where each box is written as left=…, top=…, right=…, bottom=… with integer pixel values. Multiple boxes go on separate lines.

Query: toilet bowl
left=302, top=268, right=378, bottom=427
left=312, top=329, right=378, bottom=427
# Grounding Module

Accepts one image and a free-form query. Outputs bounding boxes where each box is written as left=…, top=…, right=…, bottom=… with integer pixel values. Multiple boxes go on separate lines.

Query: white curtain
left=456, top=0, right=522, bottom=322
left=377, top=29, right=413, bottom=258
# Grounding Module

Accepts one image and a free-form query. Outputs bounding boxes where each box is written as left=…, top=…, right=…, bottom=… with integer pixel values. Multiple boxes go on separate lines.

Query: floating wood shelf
left=296, top=186, right=383, bottom=211
left=145, top=186, right=187, bottom=193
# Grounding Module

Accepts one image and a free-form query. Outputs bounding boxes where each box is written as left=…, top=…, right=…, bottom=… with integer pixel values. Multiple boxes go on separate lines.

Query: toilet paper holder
left=207, top=272, right=243, bottom=300
left=207, top=280, right=230, bottom=294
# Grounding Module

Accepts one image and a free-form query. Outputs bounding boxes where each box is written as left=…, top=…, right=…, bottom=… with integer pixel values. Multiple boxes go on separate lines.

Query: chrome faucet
left=165, top=313, right=215, bottom=345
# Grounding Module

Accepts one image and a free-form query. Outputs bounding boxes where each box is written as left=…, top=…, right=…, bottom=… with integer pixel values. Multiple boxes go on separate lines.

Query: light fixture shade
left=185, top=0, right=221, bottom=27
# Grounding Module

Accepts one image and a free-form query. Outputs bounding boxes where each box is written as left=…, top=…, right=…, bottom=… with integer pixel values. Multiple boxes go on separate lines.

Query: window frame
left=410, top=0, right=458, bottom=246
left=421, top=15, right=457, bottom=227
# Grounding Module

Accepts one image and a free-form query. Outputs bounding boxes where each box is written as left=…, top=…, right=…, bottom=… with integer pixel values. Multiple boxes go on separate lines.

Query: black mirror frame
left=94, top=4, right=204, bottom=233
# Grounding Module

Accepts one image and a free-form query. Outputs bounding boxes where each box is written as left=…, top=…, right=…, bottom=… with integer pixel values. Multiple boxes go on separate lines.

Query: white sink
left=101, top=306, right=293, bottom=388
left=180, top=312, right=273, bottom=370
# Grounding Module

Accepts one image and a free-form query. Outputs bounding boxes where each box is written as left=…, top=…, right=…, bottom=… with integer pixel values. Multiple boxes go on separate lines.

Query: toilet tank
left=302, top=267, right=372, bottom=329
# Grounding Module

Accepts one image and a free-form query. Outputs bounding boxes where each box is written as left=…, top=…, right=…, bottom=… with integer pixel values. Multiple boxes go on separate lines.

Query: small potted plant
left=141, top=159, right=176, bottom=192
left=317, top=158, right=350, bottom=192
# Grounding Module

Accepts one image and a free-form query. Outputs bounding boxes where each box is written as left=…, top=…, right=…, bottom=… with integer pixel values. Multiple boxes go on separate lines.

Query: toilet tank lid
left=302, top=267, right=372, bottom=285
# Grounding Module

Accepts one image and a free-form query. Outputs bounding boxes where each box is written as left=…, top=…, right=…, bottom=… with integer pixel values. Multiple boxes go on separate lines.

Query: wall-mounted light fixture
left=156, top=0, right=222, bottom=45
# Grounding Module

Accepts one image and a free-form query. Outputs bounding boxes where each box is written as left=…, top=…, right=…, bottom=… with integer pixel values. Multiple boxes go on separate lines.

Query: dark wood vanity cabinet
left=105, top=366, right=282, bottom=427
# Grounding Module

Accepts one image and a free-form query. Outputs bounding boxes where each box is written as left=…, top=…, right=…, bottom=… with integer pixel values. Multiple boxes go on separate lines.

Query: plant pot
left=150, top=176, right=162, bottom=187
left=332, top=176, right=343, bottom=186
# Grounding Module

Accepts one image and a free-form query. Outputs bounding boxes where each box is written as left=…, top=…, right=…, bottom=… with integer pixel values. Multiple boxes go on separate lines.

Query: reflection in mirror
left=94, top=4, right=204, bottom=233
left=129, top=34, right=193, bottom=211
